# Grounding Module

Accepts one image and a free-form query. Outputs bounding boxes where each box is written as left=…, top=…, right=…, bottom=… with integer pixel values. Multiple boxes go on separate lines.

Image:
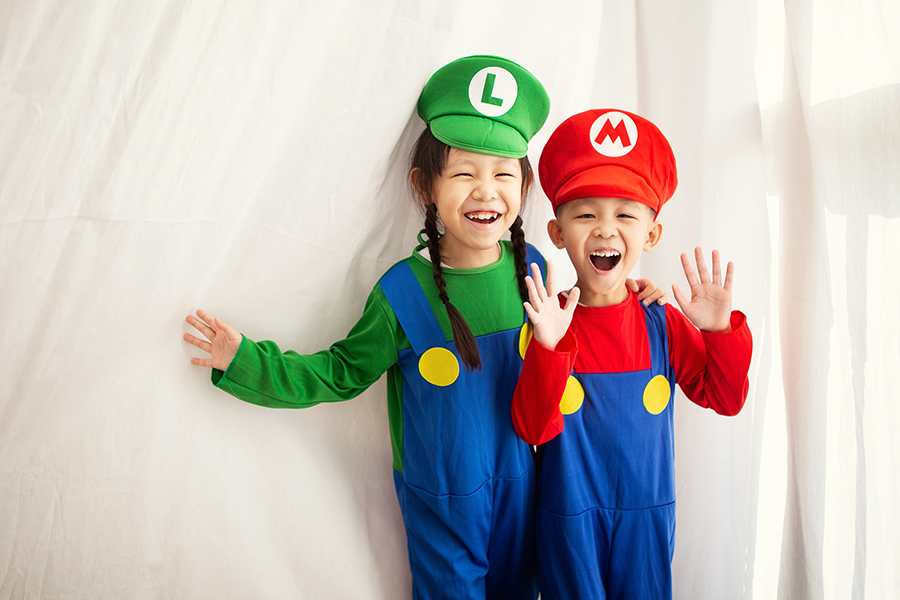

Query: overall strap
left=379, top=261, right=446, bottom=356
left=524, top=243, right=546, bottom=281
left=641, top=301, right=669, bottom=372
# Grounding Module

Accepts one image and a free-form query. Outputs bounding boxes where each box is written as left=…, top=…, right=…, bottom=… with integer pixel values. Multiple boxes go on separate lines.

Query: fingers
left=565, top=286, right=581, bottom=313
left=188, top=309, right=236, bottom=339
left=694, top=247, right=711, bottom=284
left=524, top=262, right=574, bottom=328
left=710, top=249, right=722, bottom=286
left=723, top=260, right=734, bottom=293
left=186, top=312, right=216, bottom=340
left=185, top=309, right=224, bottom=366
left=530, top=262, right=548, bottom=302
left=523, top=301, right=539, bottom=324
left=195, top=308, right=215, bottom=329
left=682, top=248, right=731, bottom=290
left=671, top=284, right=689, bottom=312
left=190, top=357, right=213, bottom=368
left=183, top=332, right=212, bottom=354
left=630, top=278, right=658, bottom=305
left=525, top=275, right=540, bottom=307
left=680, top=253, right=700, bottom=288
left=544, top=260, right=557, bottom=297
left=641, top=286, right=666, bottom=306
left=214, top=317, right=233, bottom=336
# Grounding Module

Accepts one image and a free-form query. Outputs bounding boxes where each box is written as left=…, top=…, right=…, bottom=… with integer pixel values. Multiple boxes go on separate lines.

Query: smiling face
left=420, top=148, right=524, bottom=269
left=549, top=196, right=662, bottom=307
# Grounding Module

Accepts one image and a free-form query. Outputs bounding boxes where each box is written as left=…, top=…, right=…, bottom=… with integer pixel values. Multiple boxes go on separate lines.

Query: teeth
left=591, top=250, right=620, bottom=257
left=467, top=213, right=498, bottom=221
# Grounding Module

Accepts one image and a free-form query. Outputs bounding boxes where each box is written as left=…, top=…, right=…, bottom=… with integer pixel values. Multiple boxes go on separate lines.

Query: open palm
left=183, top=309, right=242, bottom=370
left=672, top=247, right=733, bottom=333
left=523, top=260, right=580, bottom=351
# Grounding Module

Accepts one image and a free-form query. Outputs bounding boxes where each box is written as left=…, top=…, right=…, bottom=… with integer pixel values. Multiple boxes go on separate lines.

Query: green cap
left=417, top=55, right=550, bottom=159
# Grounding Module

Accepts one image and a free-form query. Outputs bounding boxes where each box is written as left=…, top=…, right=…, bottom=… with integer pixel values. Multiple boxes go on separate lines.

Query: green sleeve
left=211, top=286, right=401, bottom=409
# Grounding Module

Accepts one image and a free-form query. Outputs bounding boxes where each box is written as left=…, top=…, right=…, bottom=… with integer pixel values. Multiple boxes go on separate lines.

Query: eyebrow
left=569, top=198, right=641, bottom=209
left=565, top=198, right=597, bottom=211
left=445, top=157, right=519, bottom=170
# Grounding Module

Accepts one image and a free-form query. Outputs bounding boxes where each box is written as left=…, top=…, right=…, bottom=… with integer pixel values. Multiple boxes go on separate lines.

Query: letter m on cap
left=595, top=119, right=632, bottom=148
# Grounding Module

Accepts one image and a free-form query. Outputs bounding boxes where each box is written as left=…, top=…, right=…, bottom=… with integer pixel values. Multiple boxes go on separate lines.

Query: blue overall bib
left=537, top=301, right=677, bottom=600
left=379, top=245, right=544, bottom=600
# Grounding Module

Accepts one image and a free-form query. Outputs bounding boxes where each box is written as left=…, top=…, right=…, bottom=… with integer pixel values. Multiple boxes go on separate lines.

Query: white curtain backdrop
left=1, top=0, right=897, bottom=598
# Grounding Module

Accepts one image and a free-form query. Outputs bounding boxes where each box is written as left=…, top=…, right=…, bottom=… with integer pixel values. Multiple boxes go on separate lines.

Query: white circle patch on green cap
left=468, top=67, right=518, bottom=117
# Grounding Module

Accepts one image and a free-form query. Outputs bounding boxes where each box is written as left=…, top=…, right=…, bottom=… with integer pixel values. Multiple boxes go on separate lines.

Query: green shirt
left=212, top=240, right=534, bottom=471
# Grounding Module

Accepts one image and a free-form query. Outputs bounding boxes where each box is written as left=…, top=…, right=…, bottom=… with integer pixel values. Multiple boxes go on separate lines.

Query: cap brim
left=430, top=115, right=528, bottom=159
left=555, top=164, right=661, bottom=213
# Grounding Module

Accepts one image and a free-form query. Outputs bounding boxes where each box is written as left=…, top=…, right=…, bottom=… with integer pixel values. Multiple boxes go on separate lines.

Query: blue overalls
left=537, top=301, right=677, bottom=600
left=379, top=246, right=544, bottom=600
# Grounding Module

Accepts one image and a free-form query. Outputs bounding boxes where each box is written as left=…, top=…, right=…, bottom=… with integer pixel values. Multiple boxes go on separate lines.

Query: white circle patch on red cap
left=589, top=111, right=638, bottom=158
left=468, top=67, right=518, bottom=117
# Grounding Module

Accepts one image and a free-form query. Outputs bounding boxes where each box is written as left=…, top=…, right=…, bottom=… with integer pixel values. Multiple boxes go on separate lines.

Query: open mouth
left=590, top=250, right=621, bottom=271
left=466, top=211, right=500, bottom=224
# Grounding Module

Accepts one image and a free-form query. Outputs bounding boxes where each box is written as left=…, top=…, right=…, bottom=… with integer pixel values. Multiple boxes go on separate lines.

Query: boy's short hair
left=538, top=109, right=678, bottom=216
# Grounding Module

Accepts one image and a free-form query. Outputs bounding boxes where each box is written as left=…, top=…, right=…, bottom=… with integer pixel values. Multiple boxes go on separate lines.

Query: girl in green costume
left=183, top=56, right=662, bottom=599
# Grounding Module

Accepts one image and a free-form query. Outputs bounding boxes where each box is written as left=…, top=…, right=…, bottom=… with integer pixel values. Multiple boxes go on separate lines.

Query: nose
left=592, top=217, right=616, bottom=238
left=472, top=179, right=498, bottom=201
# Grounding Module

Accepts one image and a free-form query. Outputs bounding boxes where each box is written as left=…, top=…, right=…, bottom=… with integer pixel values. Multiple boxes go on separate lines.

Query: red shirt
left=512, top=291, right=752, bottom=445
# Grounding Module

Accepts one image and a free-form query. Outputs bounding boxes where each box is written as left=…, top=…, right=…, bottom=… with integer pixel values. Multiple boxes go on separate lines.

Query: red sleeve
left=666, top=306, right=752, bottom=416
left=511, top=330, right=578, bottom=445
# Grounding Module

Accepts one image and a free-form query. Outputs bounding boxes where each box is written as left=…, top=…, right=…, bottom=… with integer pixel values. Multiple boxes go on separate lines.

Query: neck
left=572, top=281, right=629, bottom=307
left=438, top=240, right=502, bottom=269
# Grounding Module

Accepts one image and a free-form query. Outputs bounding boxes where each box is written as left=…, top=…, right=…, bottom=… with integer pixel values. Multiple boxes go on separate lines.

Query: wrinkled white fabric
left=1, top=1, right=897, bottom=598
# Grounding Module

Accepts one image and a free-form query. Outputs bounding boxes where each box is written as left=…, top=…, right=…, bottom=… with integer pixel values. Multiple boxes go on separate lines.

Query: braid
left=513, top=155, right=536, bottom=302
left=424, top=204, right=482, bottom=371
left=423, top=204, right=450, bottom=305
left=509, top=215, right=529, bottom=302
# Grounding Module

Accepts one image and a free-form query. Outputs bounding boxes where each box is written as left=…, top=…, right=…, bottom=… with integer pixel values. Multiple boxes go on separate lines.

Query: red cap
left=538, top=109, right=677, bottom=215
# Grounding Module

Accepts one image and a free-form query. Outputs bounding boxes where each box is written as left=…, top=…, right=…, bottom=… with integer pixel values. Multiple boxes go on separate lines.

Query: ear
left=547, top=219, right=566, bottom=249
left=643, top=221, right=663, bottom=252
left=409, top=168, right=429, bottom=205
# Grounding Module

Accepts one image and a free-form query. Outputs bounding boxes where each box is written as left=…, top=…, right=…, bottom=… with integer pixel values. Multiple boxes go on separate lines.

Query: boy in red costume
left=511, top=108, right=752, bottom=600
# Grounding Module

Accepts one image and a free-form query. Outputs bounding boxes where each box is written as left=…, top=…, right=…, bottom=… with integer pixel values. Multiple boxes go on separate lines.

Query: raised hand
left=183, top=309, right=243, bottom=370
left=672, top=247, right=733, bottom=333
left=523, top=260, right=580, bottom=351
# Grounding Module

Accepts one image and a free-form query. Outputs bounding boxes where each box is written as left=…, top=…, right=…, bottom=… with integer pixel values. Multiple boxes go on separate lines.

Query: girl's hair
left=410, top=127, right=534, bottom=371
